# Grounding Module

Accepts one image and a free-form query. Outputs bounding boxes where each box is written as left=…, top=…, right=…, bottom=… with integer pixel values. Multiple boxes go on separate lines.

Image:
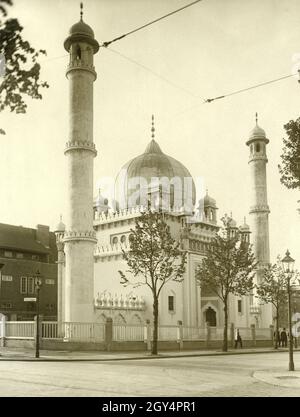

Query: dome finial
left=151, top=114, right=155, bottom=139
left=255, top=112, right=258, bottom=126
left=80, top=2, right=83, bottom=21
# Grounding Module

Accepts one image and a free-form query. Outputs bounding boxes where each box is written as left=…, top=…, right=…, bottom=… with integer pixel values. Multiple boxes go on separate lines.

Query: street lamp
left=35, top=270, right=42, bottom=359
left=281, top=250, right=295, bottom=371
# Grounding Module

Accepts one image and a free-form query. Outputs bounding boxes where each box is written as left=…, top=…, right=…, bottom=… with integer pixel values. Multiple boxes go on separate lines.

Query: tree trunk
left=152, top=296, right=159, bottom=355
left=222, top=300, right=228, bottom=352
left=275, top=306, right=279, bottom=350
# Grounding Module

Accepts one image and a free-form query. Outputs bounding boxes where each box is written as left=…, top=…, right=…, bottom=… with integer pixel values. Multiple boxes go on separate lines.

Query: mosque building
left=55, top=9, right=273, bottom=331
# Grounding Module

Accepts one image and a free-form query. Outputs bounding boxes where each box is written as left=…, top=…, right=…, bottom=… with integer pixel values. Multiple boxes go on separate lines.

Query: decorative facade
left=56, top=11, right=273, bottom=331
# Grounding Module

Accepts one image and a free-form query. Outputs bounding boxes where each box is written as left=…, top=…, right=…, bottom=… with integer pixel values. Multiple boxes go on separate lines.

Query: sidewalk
left=1, top=346, right=299, bottom=362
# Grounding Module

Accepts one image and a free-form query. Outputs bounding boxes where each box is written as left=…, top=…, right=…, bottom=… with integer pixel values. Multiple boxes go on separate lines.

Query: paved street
left=0, top=351, right=300, bottom=396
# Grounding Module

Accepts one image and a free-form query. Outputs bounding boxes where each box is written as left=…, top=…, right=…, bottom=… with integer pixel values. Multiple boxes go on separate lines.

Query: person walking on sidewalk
left=280, top=328, right=288, bottom=347
left=234, top=328, right=243, bottom=349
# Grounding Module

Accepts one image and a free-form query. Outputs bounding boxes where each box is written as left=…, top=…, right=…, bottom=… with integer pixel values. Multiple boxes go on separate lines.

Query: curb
left=1, top=348, right=299, bottom=362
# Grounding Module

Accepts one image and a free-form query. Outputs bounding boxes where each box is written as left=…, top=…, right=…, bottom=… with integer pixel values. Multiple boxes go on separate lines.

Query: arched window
left=75, top=44, right=81, bottom=60
left=120, top=235, right=126, bottom=244
left=255, top=143, right=260, bottom=153
left=112, top=236, right=118, bottom=246
left=205, top=306, right=217, bottom=326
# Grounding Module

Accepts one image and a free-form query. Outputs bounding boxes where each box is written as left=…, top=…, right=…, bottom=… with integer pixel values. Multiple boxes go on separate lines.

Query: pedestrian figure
left=280, top=328, right=288, bottom=347
left=234, top=328, right=243, bottom=348
left=274, top=329, right=281, bottom=347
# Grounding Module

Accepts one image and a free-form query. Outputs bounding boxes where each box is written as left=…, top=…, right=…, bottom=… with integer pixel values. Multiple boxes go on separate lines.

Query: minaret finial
left=255, top=112, right=258, bottom=126
left=151, top=114, right=155, bottom=139
left=80, top=2, right=83, bottom=21
left=60, top=214, right=63, bottom=222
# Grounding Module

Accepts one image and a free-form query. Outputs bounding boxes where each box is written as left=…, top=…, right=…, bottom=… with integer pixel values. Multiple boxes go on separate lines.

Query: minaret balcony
left=66, top=62, right=96, bottom=78
left=249, top=204, right=270, bottom=214
left=63, top=230, right=97, bottom=243
left=64, top=140, right=97, bottom=155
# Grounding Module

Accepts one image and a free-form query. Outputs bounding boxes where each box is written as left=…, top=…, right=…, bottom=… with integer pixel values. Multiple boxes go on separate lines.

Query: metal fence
left=5, top=321, right=35, bottom=339
left=113, top=324, right=144, bottom=341
left=0, top=320, right=272, bottom=344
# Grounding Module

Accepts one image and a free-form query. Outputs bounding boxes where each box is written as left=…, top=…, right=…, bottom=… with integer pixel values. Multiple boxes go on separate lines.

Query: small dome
left=229, top=218, right=237, bottom=228
left=64, top=18, right=99, bottom=53
left=69, top=20, right=94, bottom=38
left=55, top=220, right=65, bottom=233
left=203, top=192, right=216, bottom=207
left=239, top=218, right=250, bottom=233
left=249, top=124, right=266, bottom=139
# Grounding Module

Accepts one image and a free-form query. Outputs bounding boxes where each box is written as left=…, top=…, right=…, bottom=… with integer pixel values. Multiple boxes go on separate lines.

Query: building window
left=112, top=236, right=118, bottom=246
left=168, top=296, right=175, bottom=312
left=16, top=253, right=24, bottom=259
left=2, top=275, right=13, bottom=282
left=238, top=299, right=242, bottom=314
left=1, top=302, right=12, bottom=309
left=255, top=143, right=260, bottom=153
left=45, top=279, right=55, bottom=285
left=20, top=277, right=27, bottom=294
left=120, top=235, right=126, bottom=244
left=4, top=251, right=13, bottom=258
left=27, top=277, right=35, bottom=294
left=32, top=255, right=39, bottom=261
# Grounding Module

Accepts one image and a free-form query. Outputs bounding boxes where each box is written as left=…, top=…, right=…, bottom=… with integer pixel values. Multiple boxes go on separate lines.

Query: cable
left=204, top=73, right=296, bottom=103
left=106, top=47, right=203, bottom=99
left=100, top=0, right=203, bottom=48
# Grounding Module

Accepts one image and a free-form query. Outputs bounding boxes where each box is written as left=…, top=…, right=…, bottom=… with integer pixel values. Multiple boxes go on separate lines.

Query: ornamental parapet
left=94, top=243, right=129, bottom=258
left=64, top=140, right=97, bottom=155
left=95, top=292, right=146, bottom=311
left=249, top=205, right=270, bottom=214
left=94, top=205, right=208, bottom=226
left=63, top=230, right=97, bottom=243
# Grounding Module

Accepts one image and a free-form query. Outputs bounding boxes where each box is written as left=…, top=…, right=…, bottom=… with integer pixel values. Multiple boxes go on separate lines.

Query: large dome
left=115, top=138, right=196, bottom=210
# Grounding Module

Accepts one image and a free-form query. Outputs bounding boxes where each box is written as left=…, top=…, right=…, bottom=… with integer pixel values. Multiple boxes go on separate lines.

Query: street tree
left=119, top=211, right=187, bottom=355
left=0, top=0, right=49, bottom=134
left=256, top=257, right=287, bottom=349
left=278, top=117, right=300, bottom=189
left=196, top=216, right=257, bottom=352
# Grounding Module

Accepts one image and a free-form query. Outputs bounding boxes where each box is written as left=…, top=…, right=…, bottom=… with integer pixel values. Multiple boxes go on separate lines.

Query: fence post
left=205, top=322, right=211, bottom=348
left=230, top=323, right=235, bottom=348
left=0, top=315, right=6, bottom=347
left=269, top=324, right=274, bottom=344
left=144, top=319, right=151, bottom=351
left=251, top=323, right=256, bottom=347
left=105, top=318, right=113, bottom=351
left=177, top=320, right=183, bottom=350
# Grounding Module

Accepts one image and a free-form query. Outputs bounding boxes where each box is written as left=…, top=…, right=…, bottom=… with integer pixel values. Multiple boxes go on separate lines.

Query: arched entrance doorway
left=205, top=306, right=216, bottom=327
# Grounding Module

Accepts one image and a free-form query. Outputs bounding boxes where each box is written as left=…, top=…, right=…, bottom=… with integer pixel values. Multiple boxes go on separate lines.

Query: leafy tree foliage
left=0, top=0, right=49, bottom=134
left=278, top=117, right=300, bottom=189
left=256, top=257, right=287, bottom=349
left=196, top=219, right=256, bottom=352
left=119, top=211, right=187, bottom=355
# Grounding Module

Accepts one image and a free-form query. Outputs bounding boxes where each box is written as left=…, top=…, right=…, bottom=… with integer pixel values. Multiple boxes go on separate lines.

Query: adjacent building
left=0, top=223, right=57, bottom=321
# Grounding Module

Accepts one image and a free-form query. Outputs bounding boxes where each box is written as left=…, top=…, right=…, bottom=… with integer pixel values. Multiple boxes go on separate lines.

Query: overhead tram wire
left=204, top=73, right=296, bottom=104
left=100, top=0, right=203, bottom=48
left=106, top=47, right=204, bottom=100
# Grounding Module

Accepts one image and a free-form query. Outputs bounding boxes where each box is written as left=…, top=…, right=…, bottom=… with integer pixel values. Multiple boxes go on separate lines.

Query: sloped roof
left=0, top=223, right=50, bottom=254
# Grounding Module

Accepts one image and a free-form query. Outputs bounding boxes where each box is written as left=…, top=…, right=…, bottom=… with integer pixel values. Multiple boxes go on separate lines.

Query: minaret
left=63, top=4, right=99, bottom=322
left=246, top=114, right=272, bottom=326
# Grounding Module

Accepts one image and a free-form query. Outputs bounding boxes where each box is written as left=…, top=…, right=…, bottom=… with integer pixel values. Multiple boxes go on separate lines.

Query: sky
left=1, top=0, right=300, bottom=265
